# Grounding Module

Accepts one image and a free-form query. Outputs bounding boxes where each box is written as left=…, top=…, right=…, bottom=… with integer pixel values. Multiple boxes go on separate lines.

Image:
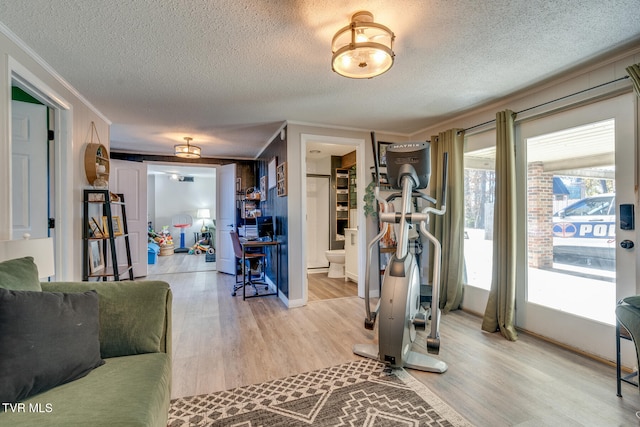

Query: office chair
left=229, top=230, right=268, bottom=297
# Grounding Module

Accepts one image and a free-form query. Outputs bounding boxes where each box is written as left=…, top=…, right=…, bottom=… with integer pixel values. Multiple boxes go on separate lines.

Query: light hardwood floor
left=148, top=252, right=217, bottom=275
left=146, top=255, right=640, bottom=426
left=307, top=271, right=358, bottom=301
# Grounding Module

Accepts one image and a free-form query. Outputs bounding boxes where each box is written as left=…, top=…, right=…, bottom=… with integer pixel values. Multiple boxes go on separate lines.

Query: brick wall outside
left=527, top=162, right=554, bottom=268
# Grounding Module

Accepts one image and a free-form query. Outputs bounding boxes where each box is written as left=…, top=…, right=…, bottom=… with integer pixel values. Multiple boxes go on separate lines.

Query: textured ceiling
left=1, top=0, right=639, bottom=159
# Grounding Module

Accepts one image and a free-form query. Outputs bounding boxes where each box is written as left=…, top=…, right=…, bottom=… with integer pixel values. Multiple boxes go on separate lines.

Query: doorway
left=147, top=163, right=217, bottom=274
left=301, top=135, right=367, bottom=303
left=514, top=94, right=635, bottom=360
left=8, top=65, right=72, bottom=280
left=463, top=93, right=636, bottom=361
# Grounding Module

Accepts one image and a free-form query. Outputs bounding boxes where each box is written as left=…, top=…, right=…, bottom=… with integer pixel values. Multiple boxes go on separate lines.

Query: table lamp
left=196, top=209, right=211, bottom=233
left=0, top=234, right=55, bottom=279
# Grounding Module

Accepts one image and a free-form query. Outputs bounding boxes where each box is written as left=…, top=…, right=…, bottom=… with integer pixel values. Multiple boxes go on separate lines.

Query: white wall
left=0, top=25, right=110, bottom=280
left=287, top=124, right=406, bottom=305
left=306, top=156, right=331, bottom=174
left=150, top=174, right=216, bottom=248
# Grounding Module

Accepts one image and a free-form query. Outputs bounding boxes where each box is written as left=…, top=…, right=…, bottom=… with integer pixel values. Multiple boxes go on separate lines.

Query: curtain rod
left=459, top=75, right=630, bottom=134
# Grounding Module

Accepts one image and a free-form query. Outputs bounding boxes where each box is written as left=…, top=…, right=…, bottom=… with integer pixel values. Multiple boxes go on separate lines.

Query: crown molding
left=0, top=21, right=111, bottom=124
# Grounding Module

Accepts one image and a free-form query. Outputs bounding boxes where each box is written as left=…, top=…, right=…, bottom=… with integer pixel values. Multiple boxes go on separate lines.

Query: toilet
left=325, top=249, right=345, bottom=278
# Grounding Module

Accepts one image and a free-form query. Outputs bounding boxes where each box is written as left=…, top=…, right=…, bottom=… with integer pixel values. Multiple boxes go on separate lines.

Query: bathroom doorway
left=304, top=139, right=363, bottom=301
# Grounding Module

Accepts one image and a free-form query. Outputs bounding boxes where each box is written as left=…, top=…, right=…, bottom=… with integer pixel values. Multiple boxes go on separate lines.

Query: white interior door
left=11, top=100, right=48, bottom=240
left=216, top=163, right=236, bottom=274
left=109, top=159, right=148, bottom=278
left=306, top=176, right=330, bottom=268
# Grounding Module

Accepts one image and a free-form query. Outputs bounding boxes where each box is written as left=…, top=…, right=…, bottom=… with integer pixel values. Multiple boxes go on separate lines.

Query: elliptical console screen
left=385, top=142, right=431, bottom=190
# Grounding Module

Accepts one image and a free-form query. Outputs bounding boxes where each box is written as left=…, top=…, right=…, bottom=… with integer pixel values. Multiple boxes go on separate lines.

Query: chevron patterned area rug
left=168, top=358, right=472, bottom=426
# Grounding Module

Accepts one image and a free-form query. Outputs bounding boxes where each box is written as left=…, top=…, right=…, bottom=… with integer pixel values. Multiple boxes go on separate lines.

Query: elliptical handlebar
left=363, top=185, right=392, bottom=327
left=421, top=151, right=448, bottom=354
left=385, top=191, right=437, bottom=205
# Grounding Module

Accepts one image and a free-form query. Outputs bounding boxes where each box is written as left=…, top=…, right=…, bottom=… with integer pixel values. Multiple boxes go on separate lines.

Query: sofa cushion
left=1, top=353, right=171, bottom=427
left=0, top=256, right=41, bottom=291
left=622, top=295, right=640, bottom=309
left=0, top=288, right=105, bottom=403
left=42, top=280, right=172, bottom=358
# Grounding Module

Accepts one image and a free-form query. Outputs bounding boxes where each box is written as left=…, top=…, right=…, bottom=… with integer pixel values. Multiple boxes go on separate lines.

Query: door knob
left=620, top=240, right=634, bottom=249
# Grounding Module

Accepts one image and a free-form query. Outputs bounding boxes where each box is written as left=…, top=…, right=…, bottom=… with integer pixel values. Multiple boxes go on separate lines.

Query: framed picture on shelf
left=260, top=175, right=267, bottom=202
left=102, top=216, right=123, bottom=237
left=378, top=141, right=393, bottom=167
left=88, top=240, right=104, bottom=274
left=89, top=217, right=103, bottom=238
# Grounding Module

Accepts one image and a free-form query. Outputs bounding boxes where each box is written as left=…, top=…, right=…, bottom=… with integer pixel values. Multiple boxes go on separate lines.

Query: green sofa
left=0, top=258, right=172, bottom=427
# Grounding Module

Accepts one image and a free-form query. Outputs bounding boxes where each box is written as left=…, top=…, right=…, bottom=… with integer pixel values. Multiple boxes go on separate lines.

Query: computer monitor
left=257, top=216, right=274, bottom=239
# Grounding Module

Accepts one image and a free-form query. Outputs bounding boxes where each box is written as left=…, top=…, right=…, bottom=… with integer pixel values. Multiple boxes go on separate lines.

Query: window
left=463, top=133, right=496, bottom=290
left=526, top=119, right=616, bottom=323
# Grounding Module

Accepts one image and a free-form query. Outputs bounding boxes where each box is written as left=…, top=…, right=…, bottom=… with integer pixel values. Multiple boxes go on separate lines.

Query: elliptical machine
left=353, top=140, right=448, bottom=373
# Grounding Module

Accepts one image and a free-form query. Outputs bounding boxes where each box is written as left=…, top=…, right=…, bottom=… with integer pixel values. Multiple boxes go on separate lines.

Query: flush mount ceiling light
left=331, top=11, right=395, bottom=79
left=174, top=136, right=201, bottom=159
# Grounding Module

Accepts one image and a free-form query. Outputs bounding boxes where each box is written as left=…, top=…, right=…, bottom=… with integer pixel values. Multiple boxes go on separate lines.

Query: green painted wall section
left=11, top=86, right=43, bottom=104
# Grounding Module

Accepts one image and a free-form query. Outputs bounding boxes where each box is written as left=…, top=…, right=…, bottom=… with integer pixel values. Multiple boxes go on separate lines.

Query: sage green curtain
left=627, top=63, right=640, bottom=97
left=428, top=129, right=465, bottom=312
left=481, top=110, right=518, bottom=341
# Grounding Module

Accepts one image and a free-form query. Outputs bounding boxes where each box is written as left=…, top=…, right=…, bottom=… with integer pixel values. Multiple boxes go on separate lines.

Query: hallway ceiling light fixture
left=174, top=137, right=201, bottom=159
left=331, top=11, right=395, bottom=79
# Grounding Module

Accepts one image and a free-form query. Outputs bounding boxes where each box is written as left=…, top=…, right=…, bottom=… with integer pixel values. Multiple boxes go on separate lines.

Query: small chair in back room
left=229, top=230, right=268, bottom=297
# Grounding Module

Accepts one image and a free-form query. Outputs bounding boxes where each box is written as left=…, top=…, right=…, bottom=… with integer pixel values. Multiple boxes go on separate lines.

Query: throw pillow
left=0, top=288, right=105, bottom=403
left=0, top=256, right=41, bottom=291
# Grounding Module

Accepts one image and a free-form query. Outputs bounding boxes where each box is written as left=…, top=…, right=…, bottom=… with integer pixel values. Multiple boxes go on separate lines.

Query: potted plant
left=363, top=180, right=378, bottom=218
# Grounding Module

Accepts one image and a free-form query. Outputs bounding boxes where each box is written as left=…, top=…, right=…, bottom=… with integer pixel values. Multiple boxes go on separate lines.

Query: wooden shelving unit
left=349, top=166, right=357, bottom=209
left=83, top=189, right=133, bottom=281
left=336, top=168, right=349, bottom=238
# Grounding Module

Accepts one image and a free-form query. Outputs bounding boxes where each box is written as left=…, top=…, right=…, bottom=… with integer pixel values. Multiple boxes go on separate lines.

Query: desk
left=240, top=239, right=280, bottom=300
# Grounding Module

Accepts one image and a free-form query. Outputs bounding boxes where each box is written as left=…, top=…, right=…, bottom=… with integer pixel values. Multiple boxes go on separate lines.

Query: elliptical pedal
left=412, top=312, right=426, bottom=330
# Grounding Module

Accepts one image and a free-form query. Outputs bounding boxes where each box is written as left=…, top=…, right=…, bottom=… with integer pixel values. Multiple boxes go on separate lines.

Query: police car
left=552, top=194, right=615, bottom=267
